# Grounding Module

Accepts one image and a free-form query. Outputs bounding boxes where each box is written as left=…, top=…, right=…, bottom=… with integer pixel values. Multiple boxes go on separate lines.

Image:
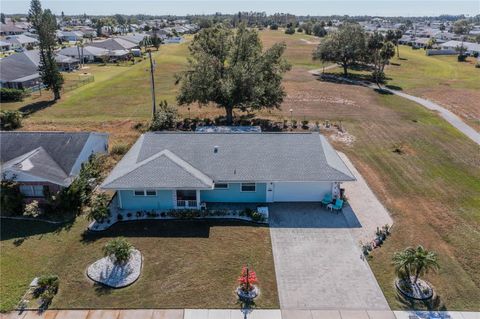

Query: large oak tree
left=176, top=23, right=291, bottom=125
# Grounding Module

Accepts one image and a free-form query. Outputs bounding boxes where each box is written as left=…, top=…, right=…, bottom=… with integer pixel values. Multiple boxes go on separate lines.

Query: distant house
left=0, top=23, right=24, bottom=36
left=0, top=40, right=11, bottom=51
left=57, top=30, right=84, bottom=42
left=101, top=132, right=355, bottom=211
left=0, top=50, right=79, bottom=89
left=3, top=35, right=38, bottom=50
left=58, top=45, right=108, bottom=63
left=118, top=33, right=150, bottom=46
left=1, top=132, right=109, bottom=202
left=164, top=37, right=183, bottom=44
left=89, top=37, right=139, bottom=51
left=440, top=41, right=480, bottom=56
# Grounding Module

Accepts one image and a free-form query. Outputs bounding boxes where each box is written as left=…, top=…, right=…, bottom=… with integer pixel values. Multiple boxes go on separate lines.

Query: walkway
left=4, top=310, right=479, bottom=319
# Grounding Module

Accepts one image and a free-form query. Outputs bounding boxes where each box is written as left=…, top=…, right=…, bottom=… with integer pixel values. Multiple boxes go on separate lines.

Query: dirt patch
left=299, top=38, right=320, bottom=45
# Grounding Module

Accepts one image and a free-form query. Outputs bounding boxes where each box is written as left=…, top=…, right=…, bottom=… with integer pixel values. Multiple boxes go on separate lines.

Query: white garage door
left=272, top=182, right=332, bottom=202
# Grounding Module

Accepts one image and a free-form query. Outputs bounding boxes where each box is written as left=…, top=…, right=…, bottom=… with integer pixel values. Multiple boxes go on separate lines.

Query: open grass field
left=385, top=46, right=480, bottom=131
left=0, top=217, right=278, bottom=311
left=1, top=30, right=479, bottom=311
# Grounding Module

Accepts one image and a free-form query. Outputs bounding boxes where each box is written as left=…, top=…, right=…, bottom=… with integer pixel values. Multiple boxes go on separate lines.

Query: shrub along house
left=100, top=132, right=355, bottom=212
left=1, top=132, right=109, bottom=202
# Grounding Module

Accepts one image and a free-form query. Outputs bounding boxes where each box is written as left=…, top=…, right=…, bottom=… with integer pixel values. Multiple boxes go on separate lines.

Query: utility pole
left=148, top=50, right=156, bottom=116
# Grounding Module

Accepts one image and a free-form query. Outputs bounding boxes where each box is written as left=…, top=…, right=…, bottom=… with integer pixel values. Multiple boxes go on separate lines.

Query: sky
left=1, top=0, right=479, bottom=17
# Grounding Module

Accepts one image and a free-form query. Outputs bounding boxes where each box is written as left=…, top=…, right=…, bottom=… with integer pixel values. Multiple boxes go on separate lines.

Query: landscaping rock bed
left=87, top=249, right=142, bottom=288
left=88, top=208, right=269, bottom=231
left=395, top=277, right=433, bottom=300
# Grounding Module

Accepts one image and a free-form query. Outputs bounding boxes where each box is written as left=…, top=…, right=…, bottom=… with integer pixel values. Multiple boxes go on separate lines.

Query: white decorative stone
left=87, top=249, right=142, bottom=288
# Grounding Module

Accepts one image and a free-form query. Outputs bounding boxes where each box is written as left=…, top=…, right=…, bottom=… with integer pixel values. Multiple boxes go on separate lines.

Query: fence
left=62, top=74, right=94, bottom=93
left=426, top=49, right=457, bottom=56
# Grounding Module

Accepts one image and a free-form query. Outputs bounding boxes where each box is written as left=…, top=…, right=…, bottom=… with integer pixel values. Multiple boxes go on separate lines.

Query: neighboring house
left=101, top=132, right=355, bottom=211
left=118, top=33, right=150, bottom=46
left=57, top=30, right=84, bottom=42
left=3, top=35, right=38, bottom=50
left=58, top=45, right=108, bottom=63
left=1, top=132, right=109, bottom=202
left=89, top=37, right=138, bottom=51
left=440, top=40, right=480, bottom=55
left=0, top=23, right=25, bottom=36
left=164, top=37, right=183, bottom=44
left=0, top=40, right=11, bottom=51
left=0, top=50, right=80, bottom=89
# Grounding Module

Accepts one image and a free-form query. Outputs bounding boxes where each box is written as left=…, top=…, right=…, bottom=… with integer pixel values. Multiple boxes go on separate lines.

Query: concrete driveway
left=269, top=203, right=390, bottom=310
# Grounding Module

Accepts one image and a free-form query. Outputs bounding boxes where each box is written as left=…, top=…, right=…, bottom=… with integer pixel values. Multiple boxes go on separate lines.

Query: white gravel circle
left=87, top=249, right=142, bottom=288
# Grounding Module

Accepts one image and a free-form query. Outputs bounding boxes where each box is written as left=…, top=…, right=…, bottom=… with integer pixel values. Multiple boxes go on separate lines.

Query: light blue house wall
left=119, top=190, right=173, bottom=210
left=117, top=183, right=267, bottom=211
left=200, top=183, right=266, bottom=203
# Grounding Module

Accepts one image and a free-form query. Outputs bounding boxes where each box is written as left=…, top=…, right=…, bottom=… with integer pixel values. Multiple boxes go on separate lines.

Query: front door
left=266, top=182, right=274, bottom=203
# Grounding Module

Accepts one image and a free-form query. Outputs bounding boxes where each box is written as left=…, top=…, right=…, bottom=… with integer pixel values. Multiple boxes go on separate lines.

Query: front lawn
left=0, top=217, right=278, bottom=311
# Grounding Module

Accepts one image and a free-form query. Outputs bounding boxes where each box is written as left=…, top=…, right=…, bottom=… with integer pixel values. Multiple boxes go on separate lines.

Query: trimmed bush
left=0, top=110, right=22, bottom=130
left=0, top=88, right=24, bottom=102
left=150, top=100, right=178, bottom=131
left=88, top=192, right=110, bottom=222
left=103, top=238, right=133, bottom=264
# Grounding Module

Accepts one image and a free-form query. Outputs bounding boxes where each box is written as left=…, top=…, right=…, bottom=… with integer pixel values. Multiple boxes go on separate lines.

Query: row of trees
left=314, top=23, right=401, bottom=86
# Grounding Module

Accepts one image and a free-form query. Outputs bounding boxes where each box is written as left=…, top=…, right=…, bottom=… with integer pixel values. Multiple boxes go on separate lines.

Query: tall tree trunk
left=53, top=88, right=61, bottom=100
left=225, top=106, right=233, bottom=125
left=342, top=63, right=348, bottom=77
left=396, top=44, right=400, bottom=58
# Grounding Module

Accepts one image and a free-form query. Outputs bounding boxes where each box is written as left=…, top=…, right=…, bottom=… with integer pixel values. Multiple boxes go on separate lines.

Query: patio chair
left=321, top=193, right=333, bottom=207
left=331, top=199, right=344, bottom=213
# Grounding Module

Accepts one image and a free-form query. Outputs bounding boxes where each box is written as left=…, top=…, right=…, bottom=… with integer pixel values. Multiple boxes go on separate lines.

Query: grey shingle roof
left=101, top=132, right=355, bottom=189
left=2, top=147, right=71, bottom=186
left=58, top=46, right=108, bottom=58
left=89, top=38, right=138, bottom=51
left=0, top=50, right=39, bottom=82
left=0, top=131, right=91, bottom=176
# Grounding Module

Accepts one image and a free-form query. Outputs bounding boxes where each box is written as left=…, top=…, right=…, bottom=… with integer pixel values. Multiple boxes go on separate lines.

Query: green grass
left=0, top=217, right=278, bottom=311
left=335, top=92, right=480, bottom=310
left=386, top=46, right=480, bottom=91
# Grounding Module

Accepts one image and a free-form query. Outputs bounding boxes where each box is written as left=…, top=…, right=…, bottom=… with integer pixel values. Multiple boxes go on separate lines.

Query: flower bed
left=395, top=277, right=433, bottom=300
left=87, top=249, right=142, bottom=288
left=88, top=207, right=268, bottom=231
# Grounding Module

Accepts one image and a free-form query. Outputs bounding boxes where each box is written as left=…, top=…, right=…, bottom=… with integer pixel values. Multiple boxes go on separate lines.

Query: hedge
left=0, top=88, right=24, bottom=102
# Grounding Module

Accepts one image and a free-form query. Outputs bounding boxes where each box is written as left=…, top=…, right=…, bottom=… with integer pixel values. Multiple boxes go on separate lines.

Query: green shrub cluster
left=0, top=110, right=22, bottom=131
left=150, top=100, right=178, bottom=131
left=0, top=178, right=24, bottom=216
left=35, top=275, right=59, bottom=307
left=103, top=238, right=133, bottom=264
left=0, top=88, right=24, bottom=102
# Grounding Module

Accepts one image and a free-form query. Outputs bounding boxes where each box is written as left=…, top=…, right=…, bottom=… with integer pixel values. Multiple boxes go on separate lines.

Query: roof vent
left=214, top=146, right=219, bottom=153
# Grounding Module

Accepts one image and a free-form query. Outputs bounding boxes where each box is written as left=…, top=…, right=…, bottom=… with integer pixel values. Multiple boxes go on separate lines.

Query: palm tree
left=392, top=245, right=440, bottom=285
left=411, top=245, right=440, bottom=284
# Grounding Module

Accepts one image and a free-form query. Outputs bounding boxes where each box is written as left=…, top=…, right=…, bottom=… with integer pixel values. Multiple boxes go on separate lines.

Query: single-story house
left=0, top=40, right=11, bottom=51
left=440, top=41, right=480, bottom=56
left=1, top=132, right=109, bottom=201
left=57, top=45, right=108, bottom=63
left=3, top=34, right=38, bottom=50
left=89, top=37, right=139, bottom=51
left=101, top=132, right=355, bottom=211
left=57, top=30, right=84, bottom=42
left=0, top=23, right=25, bottom=36
left=0, top=50, right=80, bottom=89
left=118, top=33, right=150, bottom=46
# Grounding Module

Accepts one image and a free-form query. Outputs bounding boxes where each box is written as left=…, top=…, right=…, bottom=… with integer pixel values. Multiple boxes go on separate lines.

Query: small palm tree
left=411, top=245, right=440, bottom=284
left=103, top=237, right=133, bottom=264
left=392, top=245, right=440, bottom=284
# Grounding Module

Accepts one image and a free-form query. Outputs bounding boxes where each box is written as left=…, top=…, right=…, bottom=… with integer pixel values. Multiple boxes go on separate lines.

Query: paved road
left=269, top=203, right=390, bottom=310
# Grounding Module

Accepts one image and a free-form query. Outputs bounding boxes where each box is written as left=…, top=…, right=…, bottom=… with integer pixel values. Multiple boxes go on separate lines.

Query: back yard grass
left=0, top=217, right=278, bottom=311
left=1, top=31, right=479, bottom=311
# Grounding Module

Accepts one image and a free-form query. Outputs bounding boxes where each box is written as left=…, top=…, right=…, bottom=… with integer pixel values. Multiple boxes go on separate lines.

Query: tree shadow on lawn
left=93, top=282, right=113, bottom=296
left=0, top=218, right=75, bottom=242
left=80, top=219, right=268, bottom=243
left=385, top=84, right=403, bottom=91
left=19, top=99, right=56, bottom=116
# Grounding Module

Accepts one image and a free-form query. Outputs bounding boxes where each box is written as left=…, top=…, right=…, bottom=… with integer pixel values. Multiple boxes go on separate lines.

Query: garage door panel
left=273, top=182, right=331, bottom=202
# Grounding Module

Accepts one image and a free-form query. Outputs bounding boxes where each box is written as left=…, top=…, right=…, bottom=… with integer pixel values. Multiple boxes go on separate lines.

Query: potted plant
left=236, top=265, right=259, bottom=300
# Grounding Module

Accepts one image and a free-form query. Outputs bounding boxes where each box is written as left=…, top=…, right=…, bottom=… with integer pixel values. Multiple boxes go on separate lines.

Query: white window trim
left=133, top=189, right=157, bottom=196
left=214, top=183, right=229, bottom=190
left=240, top=183, right=256, bottom=192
